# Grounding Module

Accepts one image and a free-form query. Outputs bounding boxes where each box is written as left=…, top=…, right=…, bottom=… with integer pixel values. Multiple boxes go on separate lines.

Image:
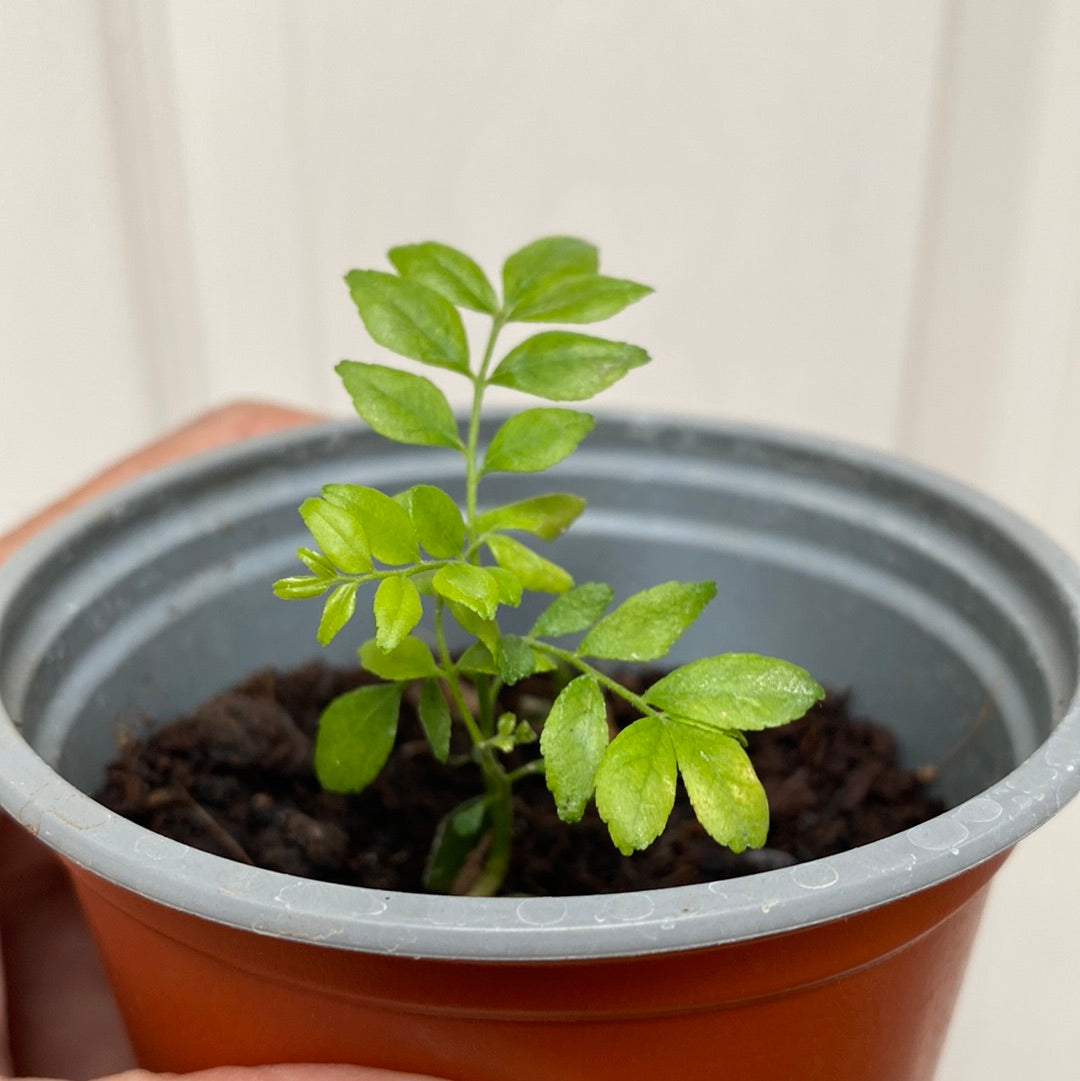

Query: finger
left=0, top=814, right=134, bottom=1079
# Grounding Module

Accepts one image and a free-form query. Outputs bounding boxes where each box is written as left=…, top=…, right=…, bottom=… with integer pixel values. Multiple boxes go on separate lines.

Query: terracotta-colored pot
left=2, top=412, right=1078, bottom=1080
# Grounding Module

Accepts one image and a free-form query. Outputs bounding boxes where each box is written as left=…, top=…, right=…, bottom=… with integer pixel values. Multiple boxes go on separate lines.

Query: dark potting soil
left=96, top=662, right=944, bottom=896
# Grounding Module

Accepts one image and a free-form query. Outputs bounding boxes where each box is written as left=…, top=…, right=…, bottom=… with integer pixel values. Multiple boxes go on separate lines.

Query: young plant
left=274, top=236, right=823, bottom=896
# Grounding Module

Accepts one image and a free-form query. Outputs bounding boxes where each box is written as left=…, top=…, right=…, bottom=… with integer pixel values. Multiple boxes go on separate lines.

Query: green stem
left=464, top=314, right=506, bottom=546
left=433, top=598, right=485, bottom=748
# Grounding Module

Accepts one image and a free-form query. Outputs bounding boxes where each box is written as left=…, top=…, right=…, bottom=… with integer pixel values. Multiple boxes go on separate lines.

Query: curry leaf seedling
left=275, top=237, right=824, bottom=896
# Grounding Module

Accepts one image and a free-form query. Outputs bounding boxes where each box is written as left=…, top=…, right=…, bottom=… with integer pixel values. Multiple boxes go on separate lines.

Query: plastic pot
left=1, top=414, right=1078, bottom=1080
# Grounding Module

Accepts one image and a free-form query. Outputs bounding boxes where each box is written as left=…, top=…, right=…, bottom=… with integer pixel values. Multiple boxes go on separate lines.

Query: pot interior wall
left=2, top=419, right=1076, bottom=816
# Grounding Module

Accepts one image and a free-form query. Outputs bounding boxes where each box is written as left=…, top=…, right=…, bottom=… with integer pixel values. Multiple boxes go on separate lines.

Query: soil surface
left=96, top=662, right=944, bottom=896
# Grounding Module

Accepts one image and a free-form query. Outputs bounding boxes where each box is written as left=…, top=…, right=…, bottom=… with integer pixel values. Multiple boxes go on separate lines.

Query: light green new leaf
left=424, top=796, right=489, bottom=894
left=447, top=601, right=500, bottom=656
left=482, top=408, right=594, bottom=474
left=373, top=576, right=423, bottom=652
left=497, top=634, right=535, bottom=686
left=475, top=493, right=585, bottom=541
left=317, top=581, right=358, bottom=645
left=314, top=683, right=403, bottom=793
left=455, top=641, right=498, bottom=676
left=395, top=484, right=465, bottom=558
left=502, top=236, right=598, bottom=314
left=296, top=547, right=337, bottom=579
left=485, top=533, right=573, bottom=594
left=580, top=581, right=717, bottom=662
left=345, top=269, right=469, bottom=372
left=418, top=678, right=452, bottom=762
left=389, top=241, right=498, bottom=315
left=432, top=564, right=500, bottom=621
left=530, top=582, right=614, bottom=637
left=323, top=484, right=419, bottom=565
left=594, top=716, right=677, bottom=855
left=486, top=566, right=523, bottom=606
left=491, top=332, right=650, bottom=401
left=668, top=721, right=769, bottom=853
left=336, top=361, right=463, bottom=449
left=359, top=636, right=439, bottom=680
left=644, top=654, right=824, bottom=732
left=509, top=275, right=653, bottom=325
left=299, top=497, right=371, bottom=574
left=540, top=676, right=609, bottom=822
left=273, top=575, right=332, bottom=600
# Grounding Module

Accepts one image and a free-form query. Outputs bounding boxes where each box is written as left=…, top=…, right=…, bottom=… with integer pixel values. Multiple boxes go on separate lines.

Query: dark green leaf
left=299, top=497, right=371, bottom=574
left=497, top=634, right=536, bottom=686
left=424, top=796, right=490, bottom=893
left=359, top=636, right=439, bottom=680
left=394, top=484, right=465, bottom=559
left=594, top=716, right=677, bottom=855
left=668, top=721, right=768, bottom=853
left=344, top=269, right=468, bottom=372
left=475, top=493, right=585, bottom=540
left=485, top=534, right=573, bottom=593
left=502, top=236, right=598, bottom=314
left=432, top=564, right=500, bottom=620
left=389, top=242, right=498, bottom=315
left=273, top=575, right=332, bottom=600
left=373, top=576, right=423, bottom=652
left=509, top=275, right=653, bottom=325
left=418, top=678, right=452, bottom=762
left=317, top=581, right=359, bottom=645
left=580, top=581, right=717, bottom=662
left=482, top=408, right=594, bottom=474
left=336, top=361, right=463, bottom=449
left=322, top=484, right=419, bottom=565
left=644, top=654, right=824, bottom=732
left=530, top=582, right=614, bottom=637
left=491, top=331, right=650, bottom=401
left=314, top=683, right=403, bottom=793
left=540, top=676, right=609, bottom=822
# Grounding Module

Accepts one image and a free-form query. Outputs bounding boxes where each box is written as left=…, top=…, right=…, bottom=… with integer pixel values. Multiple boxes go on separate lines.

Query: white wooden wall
left=2, top=3, right=1079, bottom=1077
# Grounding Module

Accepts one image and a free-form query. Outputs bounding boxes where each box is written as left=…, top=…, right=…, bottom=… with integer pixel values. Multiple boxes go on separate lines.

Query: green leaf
left=476, top=493, right=585, bottom=541
left=424, top=796, right=490, bottom=893
left=395, top=484, right=465, bottom=558
left=336, top=361, right=463, bottom=449
left=447, top=602, right=500, bottom=656
left=344, top=269, right=469, bottom=373
left=273, top=575, right=332, bottom=600
left=497, top=634, right=536, bottom=686
left=510, top=275, right=653, bottom=325
left=314, top=683, right=403, bottom=793
left=668, top=721, right=768, bottom=853
left=491, top=332, right=650, bottom=401
left=296, top=547, right=337, bottom=579
left=299, top=497, right=371, bottom=574
left=486, top=566, right=523, bottom=607
left=502, top=236, right=598, bottom=314
left=432, top=564, right=500, bottom=621
left=485, top=533, right=573, bottom=593
left=388, top=242, right=498, bottom=315
left=530, top=582, right=614, bottom=637
left=594, top=716, right=677, bottom=855
left=540, top=676, right=609, bottom=822
left=373, top=576, right=423, bottom=652
left=644, top=654, right=824, bottom=732
left=580, top=581, right=717, bottom=662
left=482, top=408, right=594, bottom=474
left=418, top=678, right=452, bottom=762
left=317, top=581, right=359, bottom=645
left=359, top=636, right=439, bottom=680
left=322, top=484, right=419, bottom=565
left=456, top=641, right=498, bottom=676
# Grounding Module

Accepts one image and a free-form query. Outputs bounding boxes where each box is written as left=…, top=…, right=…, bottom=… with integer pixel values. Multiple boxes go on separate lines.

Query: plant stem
left=466, top=756, right=513, bottom=897
left=464, top=314, right=506, bottom=545
left=433, top=598, right=484, bottom=748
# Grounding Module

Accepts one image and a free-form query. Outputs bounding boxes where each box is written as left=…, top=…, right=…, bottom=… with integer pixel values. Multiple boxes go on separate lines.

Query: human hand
left=0, top=404, right=441, bottom=1080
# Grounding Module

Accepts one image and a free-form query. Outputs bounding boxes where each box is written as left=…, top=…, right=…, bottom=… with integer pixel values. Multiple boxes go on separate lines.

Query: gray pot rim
left=2, top=413, right=1079, bottom=962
